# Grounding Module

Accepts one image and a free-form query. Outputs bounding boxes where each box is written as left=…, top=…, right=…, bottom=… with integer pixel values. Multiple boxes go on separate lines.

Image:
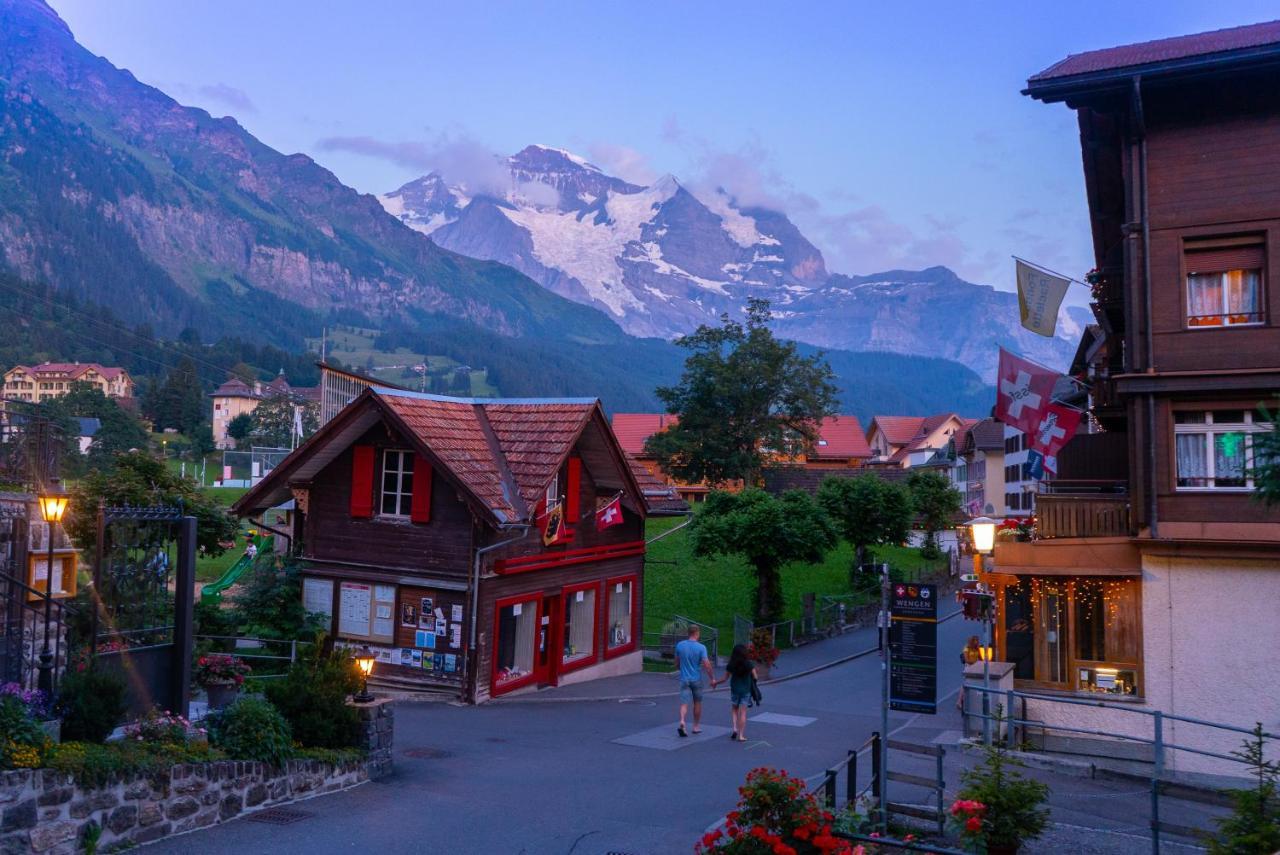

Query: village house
left=947, top=418, right=1007, bottom=517
left=611, top=413, right=872, bottom=502
left=210, top=371, right=319, bottom=449
left=231, top=387, right=653, bottom=702
left=2, top=362, right=133, bottom=402
left=996, top=21, right=1280, bottom=774
left=865, top=413, right=974, bottom=468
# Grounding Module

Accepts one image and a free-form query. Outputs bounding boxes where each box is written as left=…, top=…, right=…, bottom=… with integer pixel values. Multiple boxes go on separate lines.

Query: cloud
left=315, top=132, right=515, bottom=197
left=195, top=83, right=257, bottom=115
left=586, top=143, right=657, bottom=185
left=515, top=179, right=560, bottom=208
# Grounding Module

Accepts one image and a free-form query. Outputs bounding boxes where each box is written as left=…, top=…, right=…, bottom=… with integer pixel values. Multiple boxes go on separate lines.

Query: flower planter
left=204, top=682, right=240, bottom=709
left=755, top=663, right=772, bottom=681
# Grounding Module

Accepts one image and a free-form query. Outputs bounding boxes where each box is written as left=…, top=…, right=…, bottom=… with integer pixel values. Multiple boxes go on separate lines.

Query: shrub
left=1208, top=723, right=1280, bottom=855
left=207, top=698, right=292, bottom=767
left=46, top=740, right=219, bottom=789
left=193, top=653, right=251, bottom=688
left=0, top=695, right=49, bottom=769
left=264, top=640, right=360, bottom=749
left=57, top=667, right=127, bottom=744
left=124, top=708, right=197, bottom=745
left=697, top=767, right=857, bottom=854
left=957, top=709, right=1050, bottom=850
left=0, top=683, right=51, bottom=721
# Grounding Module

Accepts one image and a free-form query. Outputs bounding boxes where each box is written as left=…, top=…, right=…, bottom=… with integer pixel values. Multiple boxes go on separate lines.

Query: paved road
left=146, top=613, right=1217, bottom=854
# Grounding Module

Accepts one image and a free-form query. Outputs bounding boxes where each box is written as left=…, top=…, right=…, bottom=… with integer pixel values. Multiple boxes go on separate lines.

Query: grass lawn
left=643, top=515, right=946, bottom=654
left=197, top=487, right=251, bottom=582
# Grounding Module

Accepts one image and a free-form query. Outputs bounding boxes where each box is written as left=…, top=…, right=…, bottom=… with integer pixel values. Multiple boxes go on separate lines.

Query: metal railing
left=641, top=616, right=720, bottom=665
left=734, top=615, right=796, bottom=649
left=963, top=685, right=1273, bottom=852
left=194, top=635, right=313, bottom=679
left=1035, top=493, right=1132, bottom=538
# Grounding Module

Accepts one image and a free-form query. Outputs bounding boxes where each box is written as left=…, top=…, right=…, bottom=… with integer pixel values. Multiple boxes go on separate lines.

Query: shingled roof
left=611, top=413, right=678, bottom=456
left=812, top=416, right=872, bottom=460
left=233, top=388, right=640, bottom=526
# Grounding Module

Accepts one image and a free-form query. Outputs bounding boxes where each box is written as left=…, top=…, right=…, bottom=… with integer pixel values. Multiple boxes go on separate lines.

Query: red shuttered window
left=350, top=445, right=375, bottom=518
left=410, top=454, right=433, bottom=523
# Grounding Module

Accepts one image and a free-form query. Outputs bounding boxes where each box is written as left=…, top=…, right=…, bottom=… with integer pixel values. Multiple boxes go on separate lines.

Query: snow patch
left=700, top=189, right=763, bottom=248
left=530, top=144, right=601, bottom=172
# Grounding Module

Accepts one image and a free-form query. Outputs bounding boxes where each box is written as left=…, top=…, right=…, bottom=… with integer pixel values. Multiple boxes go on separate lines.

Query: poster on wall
left=401, top=603, right=417, bottom=627
left=302, top=578, right=334, bottom=617
left=449, top=624, right=462, bottom=650
left=435, top=618, right=447, bottom=637
left=419, top=598, right=434, bottom=629
left=338, top=583, right=372, bottom=637
left=452, top=604, right=463, bottom=622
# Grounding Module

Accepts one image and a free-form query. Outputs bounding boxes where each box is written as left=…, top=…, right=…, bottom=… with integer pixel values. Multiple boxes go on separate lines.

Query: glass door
left=1036, top=588, right=1068, bottom=686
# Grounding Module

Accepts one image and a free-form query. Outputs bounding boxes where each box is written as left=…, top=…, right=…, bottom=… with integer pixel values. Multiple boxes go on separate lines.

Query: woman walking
left=721, top=644, right=758, bottom=743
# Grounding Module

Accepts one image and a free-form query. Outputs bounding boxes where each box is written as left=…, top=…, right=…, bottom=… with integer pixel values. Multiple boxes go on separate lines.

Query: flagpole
left=1012, top=255, right=1090, bottom=288
left=997, top=346, right=1089, bottom=413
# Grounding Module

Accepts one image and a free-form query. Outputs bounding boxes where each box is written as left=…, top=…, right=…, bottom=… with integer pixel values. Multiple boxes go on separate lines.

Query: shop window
left=380, top=449, right=415, bottom=516
left=605, top=578, right=635, bottom=655
left=1174, top=410, right=1262, bottom=490
left=562, top=585, right=598, bottom=668
left=495, top=598, right=538, bottom=687
left=1001, top=576, right=1141, bottom=696
left=1185, top=242, right=1264, bottom=327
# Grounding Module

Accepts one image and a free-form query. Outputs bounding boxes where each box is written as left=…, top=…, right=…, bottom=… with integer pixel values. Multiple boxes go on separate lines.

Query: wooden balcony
left=1036, top=493, right=1132, bottom=539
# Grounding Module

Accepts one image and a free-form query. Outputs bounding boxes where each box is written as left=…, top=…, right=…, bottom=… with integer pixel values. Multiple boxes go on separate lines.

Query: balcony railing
left=1036, top=493, right=1132, bottom=539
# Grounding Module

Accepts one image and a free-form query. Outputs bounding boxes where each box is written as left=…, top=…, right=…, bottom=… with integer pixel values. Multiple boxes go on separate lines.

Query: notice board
left=889, top=582, right=938, bottom=714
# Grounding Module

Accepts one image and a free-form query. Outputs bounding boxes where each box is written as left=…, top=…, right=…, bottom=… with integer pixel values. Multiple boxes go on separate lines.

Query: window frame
left=491, top=593, right=543, bottom=696
left=379, top=448, right=416, bottom=518
left=603, top=574, right=638, bottom=659
left=1173, top=410, right=1262, bottom=492
left=559, top=581, right=602, bottom=674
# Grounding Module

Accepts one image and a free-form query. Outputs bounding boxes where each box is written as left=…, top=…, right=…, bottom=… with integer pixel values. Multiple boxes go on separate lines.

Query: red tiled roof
left=871, top=416, right=927, bottom=447
left=626, top=456, right=691, bottom=515
left=610, top=413, right=679, bottom=456
left=485, top=403, right=595, bottom=508
left=1030, top=20, right=1280, bottom=82
left=10, top=362, right=127, bottom=381
left=812, top=416, right=871, bottom=459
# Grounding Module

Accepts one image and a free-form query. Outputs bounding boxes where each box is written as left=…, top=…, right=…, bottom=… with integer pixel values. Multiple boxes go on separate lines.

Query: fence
left=216, top=447, right=291, bottom=487
left=641, top=616, right=720, bottom=666
left=194, top=636, right=314, bottom=681
left=964, top=684, right=1272, bottom=851
left=733, top=615, right=796, bottom=649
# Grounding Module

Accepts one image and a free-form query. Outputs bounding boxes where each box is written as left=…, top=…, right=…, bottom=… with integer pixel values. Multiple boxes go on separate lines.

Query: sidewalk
left=492, top=615, right=911, bottom=703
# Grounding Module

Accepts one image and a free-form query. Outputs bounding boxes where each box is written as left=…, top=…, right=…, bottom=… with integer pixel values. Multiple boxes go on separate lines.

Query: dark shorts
left=679, top=680, right=703, bottom=704
left=731, top=690, right=750, bottom=707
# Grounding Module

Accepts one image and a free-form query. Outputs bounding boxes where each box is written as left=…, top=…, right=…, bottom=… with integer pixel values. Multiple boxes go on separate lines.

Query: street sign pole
left=879, top=562, right=890, bottom=835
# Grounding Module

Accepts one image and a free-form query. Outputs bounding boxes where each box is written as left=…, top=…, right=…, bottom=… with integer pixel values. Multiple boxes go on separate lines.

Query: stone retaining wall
left=0, top=698, right=395, bottom=853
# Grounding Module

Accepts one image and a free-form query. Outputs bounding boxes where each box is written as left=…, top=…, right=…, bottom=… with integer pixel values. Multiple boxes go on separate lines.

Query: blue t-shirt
left=675, top=638, right=709, bottom=684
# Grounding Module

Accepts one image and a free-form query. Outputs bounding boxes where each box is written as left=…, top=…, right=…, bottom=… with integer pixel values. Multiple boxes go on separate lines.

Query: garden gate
left=92, top=505, right=196, bottom=718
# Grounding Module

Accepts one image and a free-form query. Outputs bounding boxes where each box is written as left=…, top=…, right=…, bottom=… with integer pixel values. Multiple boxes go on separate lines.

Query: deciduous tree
left=907, top=470, right=962, bottom=558
left=817, top=474, right=915, bottom=579
left=226, top=413, right=254, bottom=449
left=250, top=395, right=318, bottom=449
left=691, top=488, right=836, bottom=623
left=645, top=299, right=837, bottom=486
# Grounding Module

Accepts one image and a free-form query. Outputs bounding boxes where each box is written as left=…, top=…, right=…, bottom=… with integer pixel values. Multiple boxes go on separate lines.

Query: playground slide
left=200, top=535, right=273, bottom=604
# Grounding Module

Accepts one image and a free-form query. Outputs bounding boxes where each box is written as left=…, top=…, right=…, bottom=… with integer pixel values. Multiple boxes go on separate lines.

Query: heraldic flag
left=595, top=495, right=623, bottom=531
left=995, top=348, right=1059, bottom=436
left=1016, top=259, right=1071, bottom=338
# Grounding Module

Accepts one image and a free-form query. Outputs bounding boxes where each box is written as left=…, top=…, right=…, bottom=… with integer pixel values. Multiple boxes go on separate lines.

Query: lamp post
left=36, top=481, right=69, bottom=694
left=966, top=516, right=997, bottom=745
left=353, top=648, right=376, bottom=703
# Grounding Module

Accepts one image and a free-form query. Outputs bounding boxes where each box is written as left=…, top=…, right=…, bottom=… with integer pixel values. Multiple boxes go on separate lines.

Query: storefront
left=995, top=574, right=1142, bottom=697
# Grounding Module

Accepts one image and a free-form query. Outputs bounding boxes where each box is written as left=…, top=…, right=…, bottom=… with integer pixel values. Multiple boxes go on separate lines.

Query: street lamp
left=353, top=648, right=376, bottom=703
left=37, top=480, right=69, bottom=693
left=965, top=516, right=998, bottom=745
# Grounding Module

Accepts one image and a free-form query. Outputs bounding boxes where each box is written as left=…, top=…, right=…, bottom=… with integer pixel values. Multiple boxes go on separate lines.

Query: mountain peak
left=511, top=144, right=601, bottom=174
left=0, top=0, right=73, bottom=38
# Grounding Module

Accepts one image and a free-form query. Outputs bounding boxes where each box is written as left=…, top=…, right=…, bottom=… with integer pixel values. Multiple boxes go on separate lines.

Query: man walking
left=676, top=625, right=715, bottom=737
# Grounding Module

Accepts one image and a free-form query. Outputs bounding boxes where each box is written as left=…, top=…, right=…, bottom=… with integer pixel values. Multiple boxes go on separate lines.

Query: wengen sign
left=889, top=583, right=938, bottom=714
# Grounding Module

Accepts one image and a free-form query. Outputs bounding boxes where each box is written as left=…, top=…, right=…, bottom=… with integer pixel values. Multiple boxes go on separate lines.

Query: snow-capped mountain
left=381, top=145, right=827, bottom=338
left=380, top=145, right=1086, bottom=380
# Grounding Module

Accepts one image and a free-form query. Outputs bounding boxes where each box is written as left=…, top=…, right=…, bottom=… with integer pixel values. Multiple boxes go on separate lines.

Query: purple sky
left=50, top=1, right=1280, bottom=301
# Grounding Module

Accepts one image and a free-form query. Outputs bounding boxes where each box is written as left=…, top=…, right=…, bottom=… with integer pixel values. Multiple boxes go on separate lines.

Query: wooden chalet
left=232, top=387, right=652, bottom=702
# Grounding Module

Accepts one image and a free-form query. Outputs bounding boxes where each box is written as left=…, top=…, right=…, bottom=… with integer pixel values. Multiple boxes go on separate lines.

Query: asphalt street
left=146, top=613, right=1218, bottom=854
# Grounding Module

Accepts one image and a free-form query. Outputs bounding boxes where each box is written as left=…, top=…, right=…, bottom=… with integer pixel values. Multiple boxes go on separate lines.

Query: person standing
left=675, top=625, right=714, bottom=737
left=956, top=635, right=982, bottom=711
left=721, top=644, right=758, bottom=742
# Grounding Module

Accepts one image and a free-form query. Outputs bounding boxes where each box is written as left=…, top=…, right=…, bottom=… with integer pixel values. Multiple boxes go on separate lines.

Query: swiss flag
left=595, top=496, right=624, bottom=531
left=995, top=348, right=1058, bottom=435
left=1028, top=402, right=1082, bottom=459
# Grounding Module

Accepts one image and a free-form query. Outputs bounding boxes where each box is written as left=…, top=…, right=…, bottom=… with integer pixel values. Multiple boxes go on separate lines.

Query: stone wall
left=0, top=699, right=394, bottom=853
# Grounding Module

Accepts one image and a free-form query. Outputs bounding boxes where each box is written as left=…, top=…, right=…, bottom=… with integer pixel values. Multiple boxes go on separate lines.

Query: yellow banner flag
left=1016, top=259, right=1070, bottom=337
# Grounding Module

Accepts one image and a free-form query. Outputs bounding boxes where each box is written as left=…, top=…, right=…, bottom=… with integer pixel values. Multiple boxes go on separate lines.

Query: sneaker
left=678, top=725, right=687, bottom=737
left=730, top=731, right=737, bottom=740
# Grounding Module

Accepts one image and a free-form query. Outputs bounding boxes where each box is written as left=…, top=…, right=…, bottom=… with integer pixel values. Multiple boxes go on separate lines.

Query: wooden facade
left=234, top=388, right=656, bottom=702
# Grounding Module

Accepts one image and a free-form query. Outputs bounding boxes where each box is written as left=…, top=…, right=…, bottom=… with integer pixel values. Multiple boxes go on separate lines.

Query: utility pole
left=879, top=561, right=890, bottom=834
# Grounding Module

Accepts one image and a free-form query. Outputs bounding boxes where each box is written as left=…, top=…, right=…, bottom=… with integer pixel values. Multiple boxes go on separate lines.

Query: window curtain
left=564, top=591, right=595, bottom=661
left=512, top=606, right=535, bottom=674
left=1214, top=433, right=1247, bottom=486
left=608, top=583, right=632, bottom=647
left=1186, top=273, right=1222, bottom=322
left=1225, top=270, right=1260, bottom=319
left=1175, top=433, right=1208, bottom=487
left=498, top=603, right=537, bottom=681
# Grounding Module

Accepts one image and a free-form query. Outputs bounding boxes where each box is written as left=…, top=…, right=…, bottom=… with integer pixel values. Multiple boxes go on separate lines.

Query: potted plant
left=194, top=653, right=251, bottom=709
left=956, top=710, right=1050, bottom=854
left=746, top=628, right=780, bottom=680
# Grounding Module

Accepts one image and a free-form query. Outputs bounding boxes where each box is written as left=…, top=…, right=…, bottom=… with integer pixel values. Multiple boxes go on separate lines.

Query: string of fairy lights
left=1007, top=576, right=1136, bottom=627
